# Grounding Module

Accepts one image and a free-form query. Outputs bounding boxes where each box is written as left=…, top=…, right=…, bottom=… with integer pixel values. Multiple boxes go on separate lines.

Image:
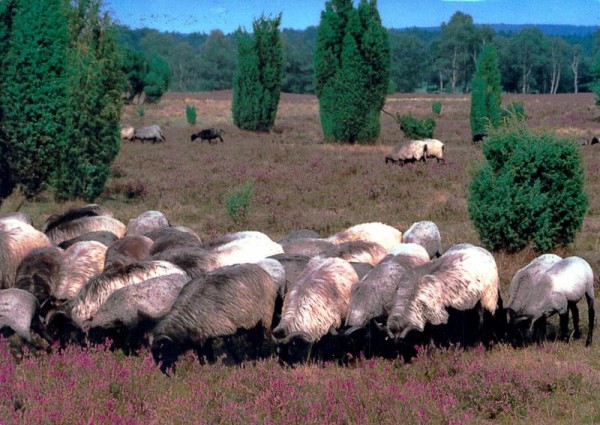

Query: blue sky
left=103, top=0, right=600, bottom=34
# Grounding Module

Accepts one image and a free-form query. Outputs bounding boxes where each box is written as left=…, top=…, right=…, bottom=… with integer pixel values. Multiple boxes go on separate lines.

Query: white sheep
left=385, top=140, right=427, bottom=166
left=326, top=222, right=403, bottom=252
left=508, top=256, right=595, bottom=346
left=422, top=138, right=445, bottom=163
left=387, top=243, right=500, bottom=344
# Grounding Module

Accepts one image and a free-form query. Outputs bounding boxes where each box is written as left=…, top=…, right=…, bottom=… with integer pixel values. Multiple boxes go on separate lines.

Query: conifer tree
left=470, top=44, right=502, bottom=138
left=0, top=0, right=70, bottom=201
left=314, top=0, right=390, bottom=143
left=53, top=0, right=124, bottom=202
left=232, top=14, right=282, bottom=131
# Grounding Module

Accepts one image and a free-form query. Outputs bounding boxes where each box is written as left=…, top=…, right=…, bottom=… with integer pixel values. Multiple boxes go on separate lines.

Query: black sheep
left=190, top=128, right=224, bottom=144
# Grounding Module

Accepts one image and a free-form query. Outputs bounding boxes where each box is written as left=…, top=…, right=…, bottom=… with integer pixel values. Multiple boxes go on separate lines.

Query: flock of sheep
left=120, top=125, right=226, bottom=145
left=0, top=205, right=594, bottom=372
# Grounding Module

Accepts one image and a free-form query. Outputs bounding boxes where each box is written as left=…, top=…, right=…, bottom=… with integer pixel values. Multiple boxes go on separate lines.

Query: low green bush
left=185, top=105, right=197, bottom=125
left=432, top=101, right=442, bottom=115
left=225, top=182, right=254, bottom=224
left=396, top=113, right=436, bottom=139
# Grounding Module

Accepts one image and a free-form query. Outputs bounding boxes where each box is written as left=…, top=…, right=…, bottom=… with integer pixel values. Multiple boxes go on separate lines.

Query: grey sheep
left=507, top=255, right=595, bottom=346
left=402, top=220, right=443, bottom=259
left=126, top=210, right=170, bottom=236
left=150, top=263, right=279, bottom=371
left=132, top=125, right=165, bottom=143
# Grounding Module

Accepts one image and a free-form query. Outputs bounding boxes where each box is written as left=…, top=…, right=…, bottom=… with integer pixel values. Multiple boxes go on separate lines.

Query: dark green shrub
left=468, top=126, right=588, bottom=252
left=225, top=183, right=254, bottom=224
left=136, top=106, right=145, bottom=117
left=432, top=101, right=442, bottom=115
left=185, top=105, right=197, bottom=125
left=397, top=113, right=436, bottom=139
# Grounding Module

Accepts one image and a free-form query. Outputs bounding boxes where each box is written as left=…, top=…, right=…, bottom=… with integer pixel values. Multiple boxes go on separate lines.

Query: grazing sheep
left=126, top=210, right=170, bottom=236
left=472, top=133, right=487, bottom=145
left=42, top=204, right=114, bottom=234
left=385, top=140, right=428, bottom=166
left=277, top=229, right=322, bottom=245
left=0, top=218, right=53, bottom=289
left=53, top=241, right=108, bottom=301
left=152, top=247, right=221, bottom=278
left=14, top=247, right=63, bottom=304
left=58, top=230, right=119, bottom=249
left=592, top=137, right=599, bottom=145
left=280, top=237, right=335, bottom=257
left=0, top=288, right=40, bottom=343
left=150, top=263, right=279, bottom=371
left=132, top=125, right=165, bottom=143
left=386, top=243, right=500, bottom=349
left=104, top=235, right=153, bottom=270
left=268, top=253, right=311, bottom=298
left=508, top=256, right=595, bottom=346
left=45, top=215, right=126, bottom=246
left=85, top=273, right=191, bottom=351
left=190, top=128, right=224, bottom=143
left=422, top=139, right=445, bottom=163
left=272, top=257, right=359, bottom=363
left=402, top=221, right=443, bottom=259
left=326, top=222, right=403, bottom=252
left=0, top=212, right=33, bottom=226
left=204, top=230, right=274, bottom=249
left=146, top=227, right=203, bottom=255
left=120, top=126, right=135, bottom=141
left=50, top=260, right=186, bottom=331
left=317, top=240, right=388, bottom=266
left=209, top=236, right=284, bottom=267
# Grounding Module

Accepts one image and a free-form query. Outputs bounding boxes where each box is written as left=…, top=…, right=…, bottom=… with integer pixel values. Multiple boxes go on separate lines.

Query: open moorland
left=2, top=92, right=600, bottom=423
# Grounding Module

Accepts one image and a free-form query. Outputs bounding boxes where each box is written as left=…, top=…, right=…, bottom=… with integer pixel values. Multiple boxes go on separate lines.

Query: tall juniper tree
left=314, top=0, right=390, bottom=143
left=232, top=14, right=282, bottom=131
left=470, top=43, right=502, bottom=139
left=0, top=0, right=70, bottom=202
left=53, top=0, right=124, bottom=202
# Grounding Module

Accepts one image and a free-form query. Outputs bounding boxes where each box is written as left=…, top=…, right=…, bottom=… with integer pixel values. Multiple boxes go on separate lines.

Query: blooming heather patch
left=0, top=338, right=598, bottom=424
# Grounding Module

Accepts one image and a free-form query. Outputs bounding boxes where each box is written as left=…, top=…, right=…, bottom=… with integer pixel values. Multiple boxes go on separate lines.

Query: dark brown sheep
left=14, top=246, right=64, bottom=304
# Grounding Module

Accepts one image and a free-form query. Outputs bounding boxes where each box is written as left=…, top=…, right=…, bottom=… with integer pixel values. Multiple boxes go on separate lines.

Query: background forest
left=118, top=11, right=600, bottom=97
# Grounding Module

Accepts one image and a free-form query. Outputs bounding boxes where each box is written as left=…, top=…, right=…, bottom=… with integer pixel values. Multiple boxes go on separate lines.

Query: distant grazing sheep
left=150, top=263, right=279, bottom=371
left=507, top=256, right=595, bottom=346
left=120, top=126, right=135, bottom=141
left=326, top=222, right=403, bottom=252
left=0, top=218, right=53, bottom=289
left=386, top=243, right=500, bottom=348
left=472, top=133, right=487, bottom=145
left=190, top=128, right=224, bottom=143
left=385, top=140, right=427, bottom=166
left=133, top=125, right=165, bottom=143
left=422, top=139, right=445, bottom=163
left=402, top=221, right=443, bottom=259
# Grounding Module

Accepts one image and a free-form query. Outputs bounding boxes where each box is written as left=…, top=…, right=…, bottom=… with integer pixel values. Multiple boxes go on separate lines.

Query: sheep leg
left=568, top=301, right=581, bottom=339
left=586, top=293, right=595, bottom=347
left=559, top=311, right=570, bottom=342
left=533, top=316, right=547, bottom=345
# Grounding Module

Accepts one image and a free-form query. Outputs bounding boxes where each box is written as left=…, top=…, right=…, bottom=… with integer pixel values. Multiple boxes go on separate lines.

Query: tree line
left=118, top=12, right=600, bottom=96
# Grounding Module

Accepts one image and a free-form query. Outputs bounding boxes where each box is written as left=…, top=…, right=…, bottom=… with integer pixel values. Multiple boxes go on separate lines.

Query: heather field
left=2, top=91, right=600, bottom=423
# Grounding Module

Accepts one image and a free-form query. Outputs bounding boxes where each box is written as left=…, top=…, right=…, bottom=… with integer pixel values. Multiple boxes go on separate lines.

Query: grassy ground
left=2, top=91, right=600, bottom=423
